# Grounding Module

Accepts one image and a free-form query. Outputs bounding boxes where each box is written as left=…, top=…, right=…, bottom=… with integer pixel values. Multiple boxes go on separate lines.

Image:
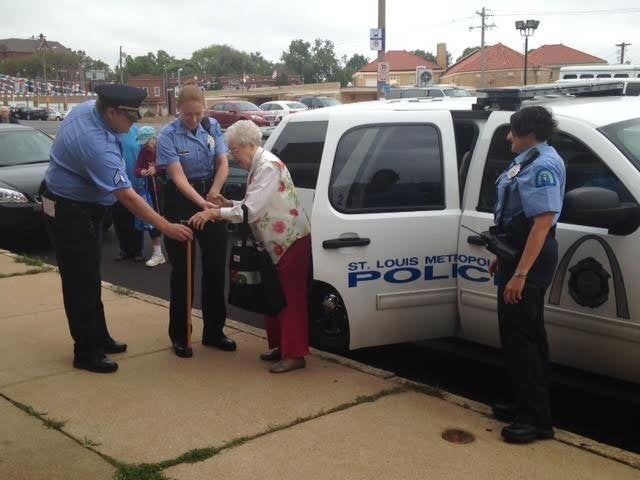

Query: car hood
left=0, top=162, right=49, bottom=199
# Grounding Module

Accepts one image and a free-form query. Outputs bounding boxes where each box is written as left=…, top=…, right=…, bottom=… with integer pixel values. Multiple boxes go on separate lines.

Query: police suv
left=263, top=82, right=640, bottom=385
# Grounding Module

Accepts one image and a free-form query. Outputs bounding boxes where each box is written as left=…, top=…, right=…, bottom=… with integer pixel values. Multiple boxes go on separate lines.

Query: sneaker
left=145, top=253, right=166, bottom=267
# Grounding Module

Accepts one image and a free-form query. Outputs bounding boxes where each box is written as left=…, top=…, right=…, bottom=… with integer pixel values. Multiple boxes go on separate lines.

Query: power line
left=491, top=8, right=640, bottom=17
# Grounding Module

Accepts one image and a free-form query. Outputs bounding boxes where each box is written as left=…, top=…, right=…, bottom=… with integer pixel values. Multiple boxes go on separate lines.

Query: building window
left=142, top=86, right=149, bottom=95
left=154, top=86, right=161, bottom=97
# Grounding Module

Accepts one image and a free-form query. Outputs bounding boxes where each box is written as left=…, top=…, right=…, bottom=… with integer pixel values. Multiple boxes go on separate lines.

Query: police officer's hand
left=189, top=209, right=220, bottom=230
left=207, top=192, right=233, bottom=207
left=504, top=276, right=526, bottom=304
left=163, top=223, right=193, bottom=242
left=489, top=259, right=498, bottom=276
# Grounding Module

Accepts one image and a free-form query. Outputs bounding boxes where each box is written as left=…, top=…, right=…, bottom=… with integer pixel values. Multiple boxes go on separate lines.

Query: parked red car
left=206, top=101, right=278, bottom=128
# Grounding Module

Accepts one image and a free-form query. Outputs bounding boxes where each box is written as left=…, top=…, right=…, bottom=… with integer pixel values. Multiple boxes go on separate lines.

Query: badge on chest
left=506, top=164, right=521, bottom=179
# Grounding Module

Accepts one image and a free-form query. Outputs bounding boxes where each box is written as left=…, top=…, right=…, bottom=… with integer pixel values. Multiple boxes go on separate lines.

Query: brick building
left=126, top=75, right=166, bottom=115
left=0, top=37, right=70, bottom=60
left=527, top=44, right=606, bottom=82
left=440, top=43, right=607, bottom=88
left=353, top=48, right=446, bottom=87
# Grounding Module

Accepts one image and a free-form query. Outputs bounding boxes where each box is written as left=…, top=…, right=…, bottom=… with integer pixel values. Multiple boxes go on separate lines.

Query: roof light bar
left=472, top=81, right=625, bottom=111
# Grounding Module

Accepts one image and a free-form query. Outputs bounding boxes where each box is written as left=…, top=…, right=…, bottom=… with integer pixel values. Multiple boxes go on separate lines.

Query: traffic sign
left=377, top=62, right=389, bottom=83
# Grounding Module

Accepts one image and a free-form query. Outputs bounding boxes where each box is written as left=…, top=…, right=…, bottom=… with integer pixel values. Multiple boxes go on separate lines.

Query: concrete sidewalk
left=1, top=250, right=639, bottom=480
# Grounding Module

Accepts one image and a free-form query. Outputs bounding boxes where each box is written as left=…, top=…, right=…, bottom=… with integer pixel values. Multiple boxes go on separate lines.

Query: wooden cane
left=150, top=176, right=160, bottom=213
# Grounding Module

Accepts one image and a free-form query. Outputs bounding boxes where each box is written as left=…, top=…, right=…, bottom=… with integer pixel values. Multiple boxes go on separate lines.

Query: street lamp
left=515, top=19, right=540, bottom=86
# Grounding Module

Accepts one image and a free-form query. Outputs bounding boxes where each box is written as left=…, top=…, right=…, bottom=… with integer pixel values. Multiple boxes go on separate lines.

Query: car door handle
left=322, top=237, right=371, bottom=249
left=467, top=235, right=485, bottom=246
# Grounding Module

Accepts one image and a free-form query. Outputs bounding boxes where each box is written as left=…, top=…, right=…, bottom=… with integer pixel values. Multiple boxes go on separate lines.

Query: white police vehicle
left=263, top=81, right=640, bottom=384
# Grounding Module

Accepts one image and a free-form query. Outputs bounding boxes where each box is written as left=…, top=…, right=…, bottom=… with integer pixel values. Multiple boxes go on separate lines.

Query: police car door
left=312, top=110, right=460, bottom=350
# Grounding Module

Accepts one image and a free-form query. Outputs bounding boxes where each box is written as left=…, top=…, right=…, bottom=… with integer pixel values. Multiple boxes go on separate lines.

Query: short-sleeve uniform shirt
left=494, top=143, right=566, bottom=227
left=156, top=116, right=228, bottom=180
left=44, top=100, right=132, bottom=206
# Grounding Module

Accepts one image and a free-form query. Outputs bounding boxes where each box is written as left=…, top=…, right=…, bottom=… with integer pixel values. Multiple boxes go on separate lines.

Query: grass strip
left=115, top=386, right=407, bottom=479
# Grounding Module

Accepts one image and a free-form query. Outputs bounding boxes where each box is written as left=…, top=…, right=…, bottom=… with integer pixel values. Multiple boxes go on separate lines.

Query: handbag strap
left=240, top=204, right=250, bottom=247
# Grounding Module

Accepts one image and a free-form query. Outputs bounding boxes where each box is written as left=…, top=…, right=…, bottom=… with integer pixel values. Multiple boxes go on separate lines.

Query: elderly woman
left=190, top=120, right=311, bottom=373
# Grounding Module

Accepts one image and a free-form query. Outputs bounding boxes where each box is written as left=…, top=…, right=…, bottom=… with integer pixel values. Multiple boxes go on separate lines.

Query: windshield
left=599, top=118, right=640, bottom=171
left=0, top=129, right=53, bottom=166
left=443, top=88, right=470, bottom=97
left=236, top=102, right=261, bottom=111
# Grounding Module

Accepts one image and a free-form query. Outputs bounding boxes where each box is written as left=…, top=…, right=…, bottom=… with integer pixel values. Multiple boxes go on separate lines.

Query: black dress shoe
left=73, top=354, right=118, bottom=373
left=104, top=337, right=127, bottom=354
left=501, top=422, right=555, bottom=444
left=202, top=335, right=237, bottom=352
left=114, top=252, right=131, bottom=261
left=172, top=342, right=193, bottom=358
left=492, top=402, right=517, bottom=422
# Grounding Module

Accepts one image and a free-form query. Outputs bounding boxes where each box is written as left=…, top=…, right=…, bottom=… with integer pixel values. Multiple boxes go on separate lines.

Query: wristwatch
left=514, top=271, right=528, bottom=279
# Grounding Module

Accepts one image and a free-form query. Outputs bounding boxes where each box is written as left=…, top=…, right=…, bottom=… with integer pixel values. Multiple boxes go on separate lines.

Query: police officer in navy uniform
left=157, top=84, right=236, bottom=358
left=42, top=84, right=193, bottom=373
left=489, top=106, right=566, bottom=443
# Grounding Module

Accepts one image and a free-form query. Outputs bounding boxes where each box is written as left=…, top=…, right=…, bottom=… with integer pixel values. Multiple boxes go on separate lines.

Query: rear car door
left=312, top=110, right=461, bottom=349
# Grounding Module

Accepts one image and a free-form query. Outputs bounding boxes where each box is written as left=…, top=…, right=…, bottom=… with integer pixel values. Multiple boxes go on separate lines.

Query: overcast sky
left=3, top=1, right=639, bottom=68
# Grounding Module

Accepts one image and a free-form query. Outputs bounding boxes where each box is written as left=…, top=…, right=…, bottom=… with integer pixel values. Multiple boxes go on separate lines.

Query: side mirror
left=562, top=187, right=640, bottom=235
left=228, top=110, right=237, bottom=115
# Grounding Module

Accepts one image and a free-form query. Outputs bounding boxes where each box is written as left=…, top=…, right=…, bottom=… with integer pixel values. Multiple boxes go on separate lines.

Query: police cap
left=95, top=84, right=147, bottom=119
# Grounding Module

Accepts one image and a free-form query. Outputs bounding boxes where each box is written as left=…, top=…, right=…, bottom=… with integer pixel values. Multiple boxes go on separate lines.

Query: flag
left=272, top=69, right=278, bottom=79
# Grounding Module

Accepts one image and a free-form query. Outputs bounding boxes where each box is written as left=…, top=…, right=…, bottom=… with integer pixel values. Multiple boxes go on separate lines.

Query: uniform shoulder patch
left=535, top=168, right=556, bottom=187
left=113, top=169, right=127, bottom=186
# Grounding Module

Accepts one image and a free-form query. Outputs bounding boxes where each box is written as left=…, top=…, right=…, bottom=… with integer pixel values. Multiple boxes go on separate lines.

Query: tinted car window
left=477, top=125, right=634, bottom=225
left=320, top=97, right=340, bottom=106
left=625, top=83, right=640, bottom=96
left=0, top=129, right=53, bottom=166
left=329, top=124, right=444, bottom=213
left=428, top=89, right=445, bottom=97
left=270, top=121, right=328, bottom=189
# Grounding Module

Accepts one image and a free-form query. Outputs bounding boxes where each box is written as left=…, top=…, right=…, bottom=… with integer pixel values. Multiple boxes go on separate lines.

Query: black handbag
left=228, top=205, right=287, bottom=316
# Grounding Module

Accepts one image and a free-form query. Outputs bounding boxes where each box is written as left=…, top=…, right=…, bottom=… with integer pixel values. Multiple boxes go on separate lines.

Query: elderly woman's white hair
left=225, top=120, right=262, bottom=147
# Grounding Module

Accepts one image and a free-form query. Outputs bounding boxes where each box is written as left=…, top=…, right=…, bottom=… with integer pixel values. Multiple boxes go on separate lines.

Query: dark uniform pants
left=43, top=192, right=111, bottom=359
left=163, top=180, right=228, bottom=344
left=497, top=283, right=552, bottom=428
left=112, top=200, right=144, bottom=257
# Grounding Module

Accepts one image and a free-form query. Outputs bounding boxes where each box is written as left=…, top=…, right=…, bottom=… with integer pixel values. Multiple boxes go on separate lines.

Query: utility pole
left=119, top=46, right=124, bottom=83
left=470, top=7, right=495, bottom=89
left=38, top=33, right=47, bottom=101
left=616, top=42, right=631, bottom=64
left=377, top=0, right=386, bottom=99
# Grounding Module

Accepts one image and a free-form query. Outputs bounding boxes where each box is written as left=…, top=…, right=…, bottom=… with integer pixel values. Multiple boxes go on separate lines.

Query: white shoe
left=145, top=253, right=166, bottom=267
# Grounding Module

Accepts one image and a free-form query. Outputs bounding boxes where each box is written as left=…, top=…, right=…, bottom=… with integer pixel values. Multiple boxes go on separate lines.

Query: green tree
left=412, top=49, right=437, bottom=64
left=346, top=53, right=369, bottom=72
left=281, top=39, right=313, bottom=83
left=456, top=46, right=480, bottom=63
left=311, top=39, right=339, bottom=82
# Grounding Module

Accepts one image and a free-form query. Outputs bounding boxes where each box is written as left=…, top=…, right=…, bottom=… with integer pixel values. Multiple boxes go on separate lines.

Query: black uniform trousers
left=112, top=201, right=144, bottom=257
left=163, top=179, right=228, bottom=345
left=496, top=236, right=557, bottom=429
left=42, top=189, right=112, bottom=359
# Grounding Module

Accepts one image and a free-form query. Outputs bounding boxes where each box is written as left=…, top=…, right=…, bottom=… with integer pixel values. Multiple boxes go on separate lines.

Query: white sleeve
left=220, top=165, right=280, bottom=223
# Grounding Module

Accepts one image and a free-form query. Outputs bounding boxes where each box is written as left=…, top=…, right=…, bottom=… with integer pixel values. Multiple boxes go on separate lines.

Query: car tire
left=308, top=282, right=350, bottom=352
